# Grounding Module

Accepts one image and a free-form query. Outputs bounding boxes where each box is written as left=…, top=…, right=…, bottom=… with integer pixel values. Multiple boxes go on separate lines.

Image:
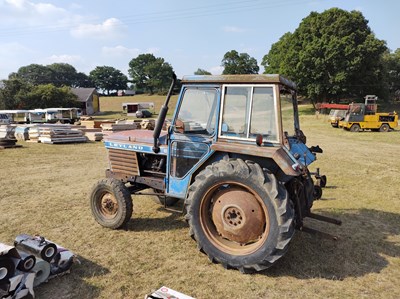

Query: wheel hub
left=211, top=187, right=265, bottom=244
left=100, top=193, right=118, bottom=217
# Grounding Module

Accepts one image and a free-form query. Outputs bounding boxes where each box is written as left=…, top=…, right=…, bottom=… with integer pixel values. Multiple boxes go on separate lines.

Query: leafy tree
left=48, top=63, right=81, bottom=87
left=0, top=78, right=78, bottom=109
left=75, top=72, right=93, bottom=88
left=15, top=64, right=55, bottom=85
left=194, top=68, right=212, bottom=75
left=24, top=84, right=79, bottom=109
left=0, top=78, right=31, bottom=109
left=128, top=54, right=174, bottom=94
left=13, top=63, right=92, bottom=88
left=382, top=48, right=400, bottom=100
left=221, top=50, right=259, bottom=74
left=89, top=66, right=128, bottom=95
left=262, top=8, right=387, bottom=102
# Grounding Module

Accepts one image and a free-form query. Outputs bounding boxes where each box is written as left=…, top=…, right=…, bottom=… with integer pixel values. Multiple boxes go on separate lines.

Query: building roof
left=71, top=88, right=97, bottom=102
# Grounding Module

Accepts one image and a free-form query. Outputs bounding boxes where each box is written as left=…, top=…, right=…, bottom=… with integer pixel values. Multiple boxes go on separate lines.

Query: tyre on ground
left=185, top=158, right=294, bottom=273
left=90, top=178, right=133, bottom=229
left=379, top=123, right=390, bottom=132
left=350, top=124, right=361, bottom=132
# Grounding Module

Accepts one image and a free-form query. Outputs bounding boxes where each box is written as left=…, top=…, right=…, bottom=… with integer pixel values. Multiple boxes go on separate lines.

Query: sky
left=0, top=0, right=399, bottom=81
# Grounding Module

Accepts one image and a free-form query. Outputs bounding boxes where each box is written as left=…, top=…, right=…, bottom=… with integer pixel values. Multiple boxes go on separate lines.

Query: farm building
left=71, top=88, right=99, bottom=115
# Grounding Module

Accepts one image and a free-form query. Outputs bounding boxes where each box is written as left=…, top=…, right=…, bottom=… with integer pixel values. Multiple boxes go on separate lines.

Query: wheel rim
left=98, top=192, right=118, bottom=219
left=199, top=182, right=269, bottom=255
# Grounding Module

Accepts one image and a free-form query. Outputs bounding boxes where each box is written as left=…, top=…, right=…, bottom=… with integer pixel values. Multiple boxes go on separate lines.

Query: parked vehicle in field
left=0, top=113, right=11, bottom=124
left=339, top=96, right=398, bottom=132
left=0, top=108, right=81, bottom=124
left=90, top=74, right=341, bottom=272
left=135, top=109, right=152, bottom=118
left=329, top=109, right=346, bottom=127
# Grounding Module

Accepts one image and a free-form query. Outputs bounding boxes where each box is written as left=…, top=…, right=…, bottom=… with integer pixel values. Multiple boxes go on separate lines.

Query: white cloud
left=0, top=0, right=69, bottom=25
left=102, top=45, right=140, bottom=57
left=0, top=41, right=31, bottom=56
left=70, top=18, right=127, bottom=40
left=0, top=42, right=34, bottom=78
left=44, top=54, right=82, bottom=64
left=223, top=26, right=245, bottom=33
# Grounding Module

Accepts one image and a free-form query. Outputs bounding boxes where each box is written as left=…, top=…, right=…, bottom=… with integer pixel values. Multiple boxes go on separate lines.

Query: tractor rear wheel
left=350, top=124, right=361, bottom=132
left=185, top=159, right=294, bottom=273
left=379, top=124, right=390, bottom=132
left=90, top=178, right=133, bottom=229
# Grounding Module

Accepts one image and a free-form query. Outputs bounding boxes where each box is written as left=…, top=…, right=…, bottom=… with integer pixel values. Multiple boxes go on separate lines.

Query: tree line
left=1, top=8, right=399, bottom=110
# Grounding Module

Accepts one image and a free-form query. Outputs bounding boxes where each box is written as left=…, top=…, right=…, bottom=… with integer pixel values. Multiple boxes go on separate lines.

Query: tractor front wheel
left=185, top=159, right=294, bottom=273
left=90, top=178, right=133, bottom=229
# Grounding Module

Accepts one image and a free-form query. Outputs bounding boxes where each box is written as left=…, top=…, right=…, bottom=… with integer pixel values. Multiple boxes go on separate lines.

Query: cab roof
left=181, top=74, right=297, bottom=90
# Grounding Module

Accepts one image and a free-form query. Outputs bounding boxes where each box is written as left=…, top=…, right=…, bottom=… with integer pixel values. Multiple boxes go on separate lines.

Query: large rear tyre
left=90, top=178, right=133, bottom=229
left=185, top=159, right=294, bottom=273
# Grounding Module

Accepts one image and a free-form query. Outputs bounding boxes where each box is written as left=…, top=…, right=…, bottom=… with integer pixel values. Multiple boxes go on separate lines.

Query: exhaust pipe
left=153, top=73, right=177, bottom=153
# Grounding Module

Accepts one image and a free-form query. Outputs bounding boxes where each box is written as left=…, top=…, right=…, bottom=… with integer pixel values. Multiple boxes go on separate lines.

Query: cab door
left=167, top=86, right=219, bottom=198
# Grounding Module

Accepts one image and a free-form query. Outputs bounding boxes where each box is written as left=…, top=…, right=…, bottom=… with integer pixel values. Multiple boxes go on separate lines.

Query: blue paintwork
left=287, top=138, right=315, bottom=166
left=168, top=147, right=216, bottom=198
left=104, top=141, right=168, bottom=155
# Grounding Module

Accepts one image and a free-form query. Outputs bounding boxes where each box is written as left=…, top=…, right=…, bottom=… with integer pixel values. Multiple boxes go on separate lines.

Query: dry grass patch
left=0, top=112, right=399, bottom=298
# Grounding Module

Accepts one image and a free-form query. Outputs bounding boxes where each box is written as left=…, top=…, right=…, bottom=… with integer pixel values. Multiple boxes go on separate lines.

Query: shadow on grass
left=34, top=256, right=109, bottom=299
left=264, top=208, right=400, bottom=280
left=124, top=205, right=187, bottom=232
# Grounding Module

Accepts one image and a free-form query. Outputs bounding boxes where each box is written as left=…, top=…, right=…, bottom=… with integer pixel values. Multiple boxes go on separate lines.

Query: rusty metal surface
left=181, top=74, right=297, bottom=90
left=99, top=192, right=118, bottom=219
left=199, top=182, right=269, bottom=256
left=210, top=141, right=299, bottom=176
left=108, top=148, right=139, bottom=176
left=211, top=187, right=265, bottom=244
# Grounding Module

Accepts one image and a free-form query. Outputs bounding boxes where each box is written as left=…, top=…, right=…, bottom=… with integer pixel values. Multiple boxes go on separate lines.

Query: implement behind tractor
left=90, top=74, right=340, bottom=273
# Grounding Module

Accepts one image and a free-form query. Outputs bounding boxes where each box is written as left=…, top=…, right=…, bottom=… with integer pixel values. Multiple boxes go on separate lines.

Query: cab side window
left=220, top=86, right=277, bottom=141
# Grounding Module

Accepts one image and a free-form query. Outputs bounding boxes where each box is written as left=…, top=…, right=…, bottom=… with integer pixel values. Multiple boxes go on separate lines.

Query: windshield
left=175, top=88, right=218, bottom=135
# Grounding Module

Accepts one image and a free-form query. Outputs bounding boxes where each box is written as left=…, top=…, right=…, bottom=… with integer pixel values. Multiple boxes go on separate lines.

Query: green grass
left=0, top=112, right=399, bottom=298
left=99, top=94, right=178, bottom=117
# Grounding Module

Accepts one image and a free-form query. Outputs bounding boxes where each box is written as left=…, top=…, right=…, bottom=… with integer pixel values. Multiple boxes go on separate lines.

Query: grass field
left=0, top=111, right=399, bottom=299
left=99, top=94, right=179, bottom=116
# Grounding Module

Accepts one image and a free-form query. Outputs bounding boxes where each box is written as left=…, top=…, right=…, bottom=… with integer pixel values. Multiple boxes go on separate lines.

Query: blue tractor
left=90, top=74, right=340, bottom=272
